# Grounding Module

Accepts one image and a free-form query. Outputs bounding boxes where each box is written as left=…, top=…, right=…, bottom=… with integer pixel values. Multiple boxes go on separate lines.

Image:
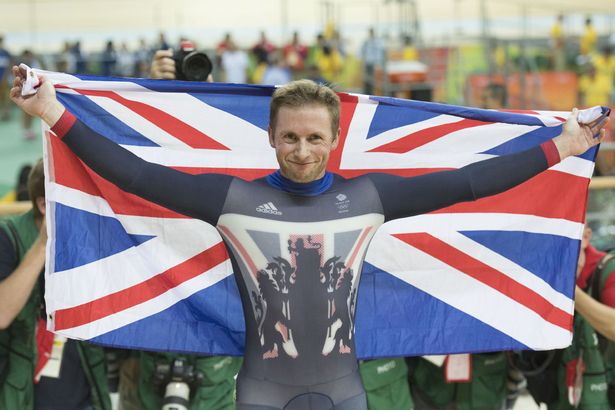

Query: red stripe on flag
left=393, top=232, right=573, bottom=331
left=368, top=119, right=491, bottom=154
left=328, top=94, right=358, bottom=172
left=53, top=241, right=229, bottom=331
left=50, top=136, right=188, bottom=218
left=431, top=170, right=589, bottom=223
left=56, top=85, right=229, bottom=150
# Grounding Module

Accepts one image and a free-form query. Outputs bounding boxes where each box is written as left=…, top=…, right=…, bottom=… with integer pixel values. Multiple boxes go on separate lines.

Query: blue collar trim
left=265, top=170, right=333, bottom=196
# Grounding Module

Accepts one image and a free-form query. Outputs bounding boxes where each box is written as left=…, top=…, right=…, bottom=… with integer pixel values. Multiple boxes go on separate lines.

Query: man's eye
left=283, top=134, right=296, bottom=142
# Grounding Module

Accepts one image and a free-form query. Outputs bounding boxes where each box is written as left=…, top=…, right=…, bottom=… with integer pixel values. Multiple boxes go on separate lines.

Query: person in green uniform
left=0, top=159, right=111, bottom=410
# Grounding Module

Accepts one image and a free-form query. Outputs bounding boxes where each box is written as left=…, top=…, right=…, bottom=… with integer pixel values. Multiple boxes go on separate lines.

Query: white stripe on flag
left=366, top=233, right=572, bottom=349
left=50, top=259, right=233, bottom=340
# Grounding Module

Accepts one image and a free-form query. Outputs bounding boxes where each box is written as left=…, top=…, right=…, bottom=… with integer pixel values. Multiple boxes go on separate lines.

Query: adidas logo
left=256, top=202, right=283, bottom=215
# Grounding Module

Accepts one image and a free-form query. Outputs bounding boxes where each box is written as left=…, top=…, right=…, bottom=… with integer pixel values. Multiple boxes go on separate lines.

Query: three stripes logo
left=256, top=202, right=283, bottom=215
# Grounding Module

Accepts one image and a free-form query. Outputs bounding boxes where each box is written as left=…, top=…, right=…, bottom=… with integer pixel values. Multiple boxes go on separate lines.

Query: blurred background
left=0, top=0, right=614, bottom=245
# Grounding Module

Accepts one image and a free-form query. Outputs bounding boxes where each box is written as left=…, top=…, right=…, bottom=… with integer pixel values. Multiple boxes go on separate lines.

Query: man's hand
left=553, top=108, right=610, bottom=160
left=9, top=65, right=65, bottom=126
left=150, top=49, right=176, bottom=80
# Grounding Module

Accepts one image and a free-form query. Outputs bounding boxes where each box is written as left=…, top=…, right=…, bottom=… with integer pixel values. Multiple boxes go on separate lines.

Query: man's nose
left=294, top=139, right=310, bottom=159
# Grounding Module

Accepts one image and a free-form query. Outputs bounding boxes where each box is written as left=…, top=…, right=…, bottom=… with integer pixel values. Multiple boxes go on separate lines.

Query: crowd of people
left=0, top=16, right=615, bottom=410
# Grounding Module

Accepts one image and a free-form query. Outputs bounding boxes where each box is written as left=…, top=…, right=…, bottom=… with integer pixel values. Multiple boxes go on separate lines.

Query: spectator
left=0, top=35, right=12, bottom=121
left=155, top=31, right=170, bottom=51
left=361, top=27, right=385, bottom=95
left=0, top=160, right=111, bottom=410
left=133, top=38, right=151, bottom=78
left=580, top=17, right=598, bottom=57
left=220, top=40, right=249, bottom=84
left=252, top=30, right=276, bottom=66
left=594, top=46, right=615, bottom=88
left=578, top=63, right=612, bottom=108
left=100, top=40, right=117, bottom=77
left=55, top=41, right=76, bottom=73
left=116, top=41, right=136, bottom=77
left=71, top=41, right=87, bottom=74
left=550, top=14, right=566, bottom=71
left=283, top=31, right=308, bottom=75
left=215, top=32, right=233, bottom=68
left=261, top=52, right=292, bottom=86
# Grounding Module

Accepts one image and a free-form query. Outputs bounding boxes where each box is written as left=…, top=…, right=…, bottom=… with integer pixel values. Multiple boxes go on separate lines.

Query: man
left=360, top=27, right=384, bottom=95
left=552, top=226, right=615, bottom=408
left=0, top=160, right=110, bottom=410
left=10, top=65, right=607, bottom=409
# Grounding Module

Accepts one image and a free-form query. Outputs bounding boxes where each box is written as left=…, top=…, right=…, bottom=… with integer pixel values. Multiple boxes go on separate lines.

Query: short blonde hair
left=269, top=80, right=340, bottom=136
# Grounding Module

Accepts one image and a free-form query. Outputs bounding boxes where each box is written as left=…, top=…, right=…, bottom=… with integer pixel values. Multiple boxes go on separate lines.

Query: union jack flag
left=40, top=69, right=604, bottom=358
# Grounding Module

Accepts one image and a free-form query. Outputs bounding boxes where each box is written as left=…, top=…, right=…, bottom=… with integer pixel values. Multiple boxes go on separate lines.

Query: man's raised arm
left=9, top=65, right=231, bottom=225
left=370, top=109, right=609, bottom=222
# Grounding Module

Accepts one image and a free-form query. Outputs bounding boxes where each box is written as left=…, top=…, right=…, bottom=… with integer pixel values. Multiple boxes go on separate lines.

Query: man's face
left=268, top=105, right=340, bottom=183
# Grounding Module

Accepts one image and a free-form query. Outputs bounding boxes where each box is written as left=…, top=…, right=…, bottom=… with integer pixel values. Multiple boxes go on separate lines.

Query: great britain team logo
left=251, top=234, right=356, bottom=359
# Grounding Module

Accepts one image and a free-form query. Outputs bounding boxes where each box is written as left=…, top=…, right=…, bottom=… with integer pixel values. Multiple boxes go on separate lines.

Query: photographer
left=0, top=160, right=111, bottom=410
left=514, top=226, right=615, bottom=409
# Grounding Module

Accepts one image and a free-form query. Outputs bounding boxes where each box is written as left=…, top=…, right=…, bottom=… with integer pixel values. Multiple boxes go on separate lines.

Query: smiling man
left=10, top=68, right=608, bottom=410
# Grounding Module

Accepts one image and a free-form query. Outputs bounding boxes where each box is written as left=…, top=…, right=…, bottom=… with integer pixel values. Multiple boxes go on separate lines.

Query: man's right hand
left=150, top=49, right=176, bottom=80
left=10, top=65, right=65, bottom=127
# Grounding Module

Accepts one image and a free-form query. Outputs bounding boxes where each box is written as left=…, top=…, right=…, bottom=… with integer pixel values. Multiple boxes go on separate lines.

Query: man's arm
left=574, top=285, right=615, bottom=341
left=10, top=65, right=231, bottom=225
left=0, top=220, right=45, bottom=330
left=371, top=109, right=608, bottom=221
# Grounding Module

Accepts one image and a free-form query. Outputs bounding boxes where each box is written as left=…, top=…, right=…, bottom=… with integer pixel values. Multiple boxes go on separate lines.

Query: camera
left=173, top=41, right=213, bottom=82
left=154, top=357, right=204, bottom=410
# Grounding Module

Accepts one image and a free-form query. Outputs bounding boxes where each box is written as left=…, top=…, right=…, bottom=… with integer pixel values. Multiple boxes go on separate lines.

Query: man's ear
left=36, top=196, right=46, bottom=216
left=268, top=125, right=275, bottom=148
left=331, top=127, right=341, bottom=150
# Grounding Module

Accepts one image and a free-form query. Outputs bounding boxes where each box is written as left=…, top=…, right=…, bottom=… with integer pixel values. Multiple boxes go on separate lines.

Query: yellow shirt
left=594, top=55, right=615, bottom=84
left=580, top=26, right=597, bottom=55
left=579, top=74, right=612, bottom=107
left=550, top=22, right=563, bottom=48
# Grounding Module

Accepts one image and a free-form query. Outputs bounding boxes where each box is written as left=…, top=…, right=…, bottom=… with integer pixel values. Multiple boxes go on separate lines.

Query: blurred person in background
left=0, top=35, right=12, bottom=121
left=251, top=31, right=276, bottom=84
left=19, top=49, right=43, bottom=141
left=116, top=42, right=136, bottom=77
left=579, top=63, right=613, bottom=175
left=100, top=40, right=117, bottom=77
left=221, top=40, right=249, bottom=84
left=133, top=38, right=151, bottom=78
left=360, top=27, right=385, bottom=95
left=283, top=31, right=308, bottom=77
left=215, top=32, right=233, bottom=68
left=580, top=17, right=598, bottom=58
left=550, top=14, right=566, bottom=71
left=0, top=160, right=111, bottom=410
left=260, top=52, right=292, bottom=86
left=312, top=34, right=343, bottom=85
left=594, top=46, right=615, bottom=89
left=71, top=41, right=87, bottom=75
left=578, top=63, right=612, bottom=109
left=55, top=41, right=76, bottom=73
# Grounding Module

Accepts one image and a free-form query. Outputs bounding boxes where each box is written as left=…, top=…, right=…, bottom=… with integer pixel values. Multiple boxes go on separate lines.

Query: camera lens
left=181, top=52, right=212, bottom=82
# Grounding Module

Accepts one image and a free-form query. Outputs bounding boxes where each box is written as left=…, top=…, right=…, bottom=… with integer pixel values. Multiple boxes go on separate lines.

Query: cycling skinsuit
left=51, top=110, right=560, bottom=410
